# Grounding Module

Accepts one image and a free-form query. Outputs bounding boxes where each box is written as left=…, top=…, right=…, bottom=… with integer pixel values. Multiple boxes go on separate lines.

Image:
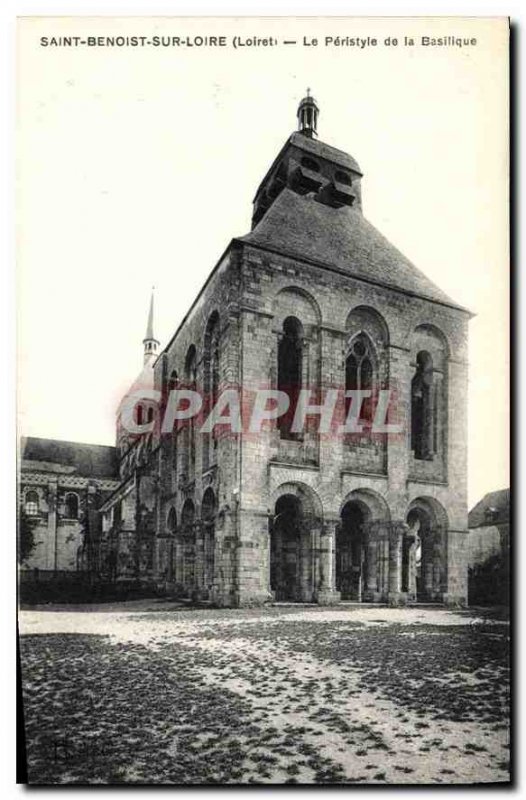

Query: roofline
left=468, top=520, right=508, bottom=530
left=237, top=238, right=474, bottom=318
left=99, top=474, right=135, bottom=512
left=158, top=228, right=473, bottom=365
left=20, top=435, right=117, bottom=452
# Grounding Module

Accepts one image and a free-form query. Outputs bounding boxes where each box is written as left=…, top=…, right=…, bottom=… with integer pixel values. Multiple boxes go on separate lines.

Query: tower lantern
left=297, top=88, right=319, bottom=138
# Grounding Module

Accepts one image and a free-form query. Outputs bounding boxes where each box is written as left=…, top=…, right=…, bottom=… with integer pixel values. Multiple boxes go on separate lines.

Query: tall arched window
left=345, top=334, right=376, bottom=424
left=181, top=498, right=196, bottom=594
left=183, top=346, right=197, bottom=480
left=65, top=492, right=79, bottom=519
left=204, top=313, right=220, bottom=469
left=168, top=370, right=179, bottom=469
left=202, top=488, right=216, bottom=596
left=411, top=351, right=434, bottom=460
left=167, top=507, right=177, bottom=535
left=24, top=490, right=39, bottom=516
left=136, top=404, right=144, bottom=426
left=278, top=316, right=303, bottom=439
left=168, top=369, right=178, bottom=392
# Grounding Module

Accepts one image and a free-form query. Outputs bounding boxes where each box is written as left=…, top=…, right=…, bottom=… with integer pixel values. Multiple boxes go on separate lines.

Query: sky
left=16, top=16, right=509, bottom=508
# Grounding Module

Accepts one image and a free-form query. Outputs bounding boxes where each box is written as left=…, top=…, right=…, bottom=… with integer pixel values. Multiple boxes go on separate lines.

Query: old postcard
left=17, top=16, right=510, bottom=785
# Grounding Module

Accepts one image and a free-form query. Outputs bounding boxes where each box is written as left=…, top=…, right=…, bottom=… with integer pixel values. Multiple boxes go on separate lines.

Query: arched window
left=182, top=498, right=195, bottom=531
left=183, top=346, right=197, bottom=480
left=204, top=313, right=220, bottom=469
left=411, top=351, right=434, bottom=460
left=278, top=316, right=303, bottom=439
left=168, top=369, right=178, bottom=392
left=146, top=407, right=154, bottom=424
left=167, top=507, right=177, bottom=535
left=167, top=370, right=179, bottom=468
left=136, top=404, right=144, bottom=426
left=65, top=492, right=79, bottom=519
left=345, top=334, right=376, bottom=424
left=25, top=490, right=39, bottom=516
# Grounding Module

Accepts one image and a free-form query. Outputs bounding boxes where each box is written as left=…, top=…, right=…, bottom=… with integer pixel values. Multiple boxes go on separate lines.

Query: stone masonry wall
left=236, top=242, right=469, bottom=604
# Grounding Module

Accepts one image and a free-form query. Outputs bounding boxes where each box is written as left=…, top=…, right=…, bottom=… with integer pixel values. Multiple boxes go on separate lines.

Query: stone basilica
left=21, top=94, right=471, bottom=606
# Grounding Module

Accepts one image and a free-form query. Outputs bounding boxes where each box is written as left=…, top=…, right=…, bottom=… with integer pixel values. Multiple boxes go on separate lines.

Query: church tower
left=143, top=288, right=159, bottom=365
left=105, top=94, right=470, bottom=610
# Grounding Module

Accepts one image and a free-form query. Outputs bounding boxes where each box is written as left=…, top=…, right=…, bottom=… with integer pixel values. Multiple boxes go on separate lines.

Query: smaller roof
left=20, top=437, right=118, bottom=479
left=253, top=133, right=362, bottom=203
left=469, top=489, right=510, bottom=529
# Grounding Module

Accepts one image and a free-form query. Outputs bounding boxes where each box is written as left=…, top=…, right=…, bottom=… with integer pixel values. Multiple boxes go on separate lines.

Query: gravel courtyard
left=19, top=603, right=510, bottom=785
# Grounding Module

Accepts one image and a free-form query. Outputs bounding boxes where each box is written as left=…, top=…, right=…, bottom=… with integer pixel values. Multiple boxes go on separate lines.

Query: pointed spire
left=145, top=287, right=155, bottom=341
left=143, top=286, right=159, bottom=364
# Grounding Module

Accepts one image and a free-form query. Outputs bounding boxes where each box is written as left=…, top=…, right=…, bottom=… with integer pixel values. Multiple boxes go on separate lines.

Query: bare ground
left=19, top=603, right=510, bottom=785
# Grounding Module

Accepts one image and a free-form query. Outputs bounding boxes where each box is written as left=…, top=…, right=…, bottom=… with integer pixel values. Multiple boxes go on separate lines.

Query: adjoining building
left=18, top=437, right=119, bottom=580
left=467, top=488, right=510, bottom=605
left=97, top=94, right=472, bottom=607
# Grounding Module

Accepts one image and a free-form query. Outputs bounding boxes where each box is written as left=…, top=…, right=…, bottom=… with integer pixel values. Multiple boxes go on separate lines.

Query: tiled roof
left=469, top=489, right=510, bottom=529
left=20, top=437, right=118, bottom=479
left=240, top=188, right=467, bottom=311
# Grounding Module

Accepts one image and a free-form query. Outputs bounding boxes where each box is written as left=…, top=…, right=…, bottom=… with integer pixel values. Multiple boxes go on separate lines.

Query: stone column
left=405, top=533, right=417, bottom=600
left=363, top=523, right=379, bottom=602
left=47, top=479, right=58, bottom=572
left=193, top=521, right=204, bottom=600
left=423, top=533, right=435, bottom=599
left=387, top=522, right=408, bottom=606
left=432, top=527, right=444, bottom=599
left=316, top=519, right=341, bottom=605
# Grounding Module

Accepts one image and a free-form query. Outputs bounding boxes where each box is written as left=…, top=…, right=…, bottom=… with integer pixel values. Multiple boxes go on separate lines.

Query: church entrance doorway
left=270, top=494, right=313, bottom=602
left=405, top=498, right=447, bottom=603
left=337, top=501, right=367, bottom=601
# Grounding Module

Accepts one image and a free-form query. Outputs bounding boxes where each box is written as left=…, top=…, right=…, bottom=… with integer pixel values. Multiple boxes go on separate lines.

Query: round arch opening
left=405, top=497, right=448, bottom=601
left=269, top=484, right=321, bottom=603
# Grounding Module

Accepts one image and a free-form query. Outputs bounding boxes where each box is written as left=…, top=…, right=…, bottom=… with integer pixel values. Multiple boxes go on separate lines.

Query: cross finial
left=306, top=87, right=311, bottom=97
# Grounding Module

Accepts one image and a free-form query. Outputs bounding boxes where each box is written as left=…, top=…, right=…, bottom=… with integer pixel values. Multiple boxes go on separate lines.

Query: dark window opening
left=167, top=507, right=177, bottom=535
left=301, top=156, right=320, bottom=172
left=335, top=170, right=352, bottom=186
left=204, top=314, right=220, bottom=469
left=25, top=490, right=39, bottom=516
left=184, top=346, right=197, bottom=479
left=411, top=351, right=434, bottom=460
left=168, top=370, right=178, bottom=392
left=65, top=493, right=79, bottom=519
left=277, top=316, right=303, bottom=440
left=345, top=335, right=376, bottom=426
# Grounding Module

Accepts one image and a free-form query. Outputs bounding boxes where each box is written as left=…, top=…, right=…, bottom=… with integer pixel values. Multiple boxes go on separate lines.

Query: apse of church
left=101, top=94, right=471, bottom=608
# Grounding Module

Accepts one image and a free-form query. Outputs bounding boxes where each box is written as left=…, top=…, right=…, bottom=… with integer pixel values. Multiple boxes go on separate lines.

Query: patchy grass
left=19, top=605, right=510, bottom=785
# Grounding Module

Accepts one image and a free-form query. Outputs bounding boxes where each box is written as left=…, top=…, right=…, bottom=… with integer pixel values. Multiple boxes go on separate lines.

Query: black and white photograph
left=15, top=15, right=510, bottom=786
